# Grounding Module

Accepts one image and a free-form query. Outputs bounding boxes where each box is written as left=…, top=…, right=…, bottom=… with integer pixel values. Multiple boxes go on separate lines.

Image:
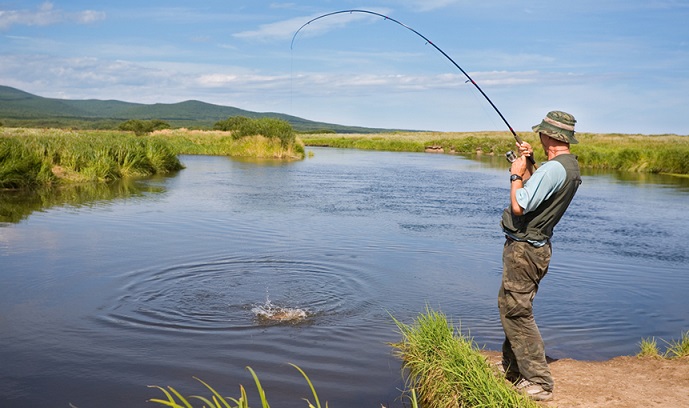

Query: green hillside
left=0, top=85, right=398, bottom=133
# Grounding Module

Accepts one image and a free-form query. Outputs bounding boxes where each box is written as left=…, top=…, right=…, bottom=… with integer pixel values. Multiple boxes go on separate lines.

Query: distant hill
left=0, top=85, right=400, bottom=133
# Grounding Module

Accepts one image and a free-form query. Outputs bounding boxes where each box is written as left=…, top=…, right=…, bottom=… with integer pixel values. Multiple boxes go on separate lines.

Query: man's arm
left=509, top=141, right=534, bottom=216
left=510, top=173, right=525, bottom=216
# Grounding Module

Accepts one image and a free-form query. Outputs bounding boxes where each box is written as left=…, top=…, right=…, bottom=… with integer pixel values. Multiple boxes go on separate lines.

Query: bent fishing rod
left=291, top=9, right=536, bottom=167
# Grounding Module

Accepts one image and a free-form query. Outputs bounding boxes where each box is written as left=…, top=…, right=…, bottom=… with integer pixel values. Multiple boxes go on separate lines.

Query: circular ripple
left=98, top=254, right=375, bottom=332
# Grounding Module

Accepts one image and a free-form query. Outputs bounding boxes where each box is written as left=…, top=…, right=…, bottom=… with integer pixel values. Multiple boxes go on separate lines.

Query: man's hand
left=517, top=141, right=533, bottom=158
left=509, top=142, right=532, bottom=216
left=511, top=141, right=534, bottom=179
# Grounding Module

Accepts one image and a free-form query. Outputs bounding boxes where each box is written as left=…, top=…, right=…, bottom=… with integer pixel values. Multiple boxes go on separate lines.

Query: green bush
left=213, top=116, right=252, bottom=132
left=214, top=116, right=296, bottom=147
left=119, top=119, right=171, bottom=136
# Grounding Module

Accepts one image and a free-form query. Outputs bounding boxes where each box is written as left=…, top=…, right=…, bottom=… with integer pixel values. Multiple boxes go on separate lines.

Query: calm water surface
left=1, top=148, right=688, bottom=407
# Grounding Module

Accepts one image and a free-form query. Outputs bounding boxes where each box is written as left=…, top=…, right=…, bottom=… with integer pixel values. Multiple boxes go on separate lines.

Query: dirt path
left=483, top=351, right=689, bottom=407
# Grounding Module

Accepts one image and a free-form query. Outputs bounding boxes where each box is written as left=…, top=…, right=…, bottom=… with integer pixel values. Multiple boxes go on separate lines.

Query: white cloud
left=75, top=9, right=105, bottom=24
left=234, top=9, right=390, bottom=43
left=0, top=2, right=104, bottom=30
left=406, top=0, right=460, bottom=12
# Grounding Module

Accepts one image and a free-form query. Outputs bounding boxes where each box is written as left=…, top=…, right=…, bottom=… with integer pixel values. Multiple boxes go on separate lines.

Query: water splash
left=251, top=294, right=309, bottom=324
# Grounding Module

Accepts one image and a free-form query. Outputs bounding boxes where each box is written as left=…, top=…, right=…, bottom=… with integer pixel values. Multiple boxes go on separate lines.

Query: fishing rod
left=291, top=9, right=536, bottom=167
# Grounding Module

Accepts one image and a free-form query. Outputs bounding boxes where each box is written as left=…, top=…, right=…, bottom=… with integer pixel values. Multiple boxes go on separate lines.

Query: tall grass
left=391, top=307, right=539, bottom=408
left=0, top=136, right=50, bottom=188
left=301, top=131, right=689, bottom=175
left=573, top=133, right=689, bottom=175
left=1, top=128, right=183, bottom=187
left=154, top=128, right=305, bottom=159
left=303, top=131, right=538, bottom=159
left=1, top=126, right=305, bottom=188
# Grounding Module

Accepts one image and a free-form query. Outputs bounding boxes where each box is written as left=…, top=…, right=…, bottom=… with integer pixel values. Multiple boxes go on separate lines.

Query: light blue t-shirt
left=516, top=160, right=567, bottom=214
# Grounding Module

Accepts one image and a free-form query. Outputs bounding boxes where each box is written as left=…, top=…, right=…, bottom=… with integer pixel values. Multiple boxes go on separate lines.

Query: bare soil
left=483, top=351, right=689, bottom=407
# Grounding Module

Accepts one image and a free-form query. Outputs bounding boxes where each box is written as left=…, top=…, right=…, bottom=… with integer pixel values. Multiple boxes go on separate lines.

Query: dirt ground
left=482, top=351, right=689, bottom=407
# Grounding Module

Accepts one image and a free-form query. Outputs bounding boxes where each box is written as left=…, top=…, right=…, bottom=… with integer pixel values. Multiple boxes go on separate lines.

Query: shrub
left=119, top=119, right=171, bottom=136
left=213, top=116, right=252, bottom=132
left=214, top=116, right=296, bottom=147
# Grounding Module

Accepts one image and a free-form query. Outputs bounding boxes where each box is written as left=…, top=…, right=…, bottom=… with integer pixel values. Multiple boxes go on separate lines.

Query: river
left=1, top=147, right=688, bottom=407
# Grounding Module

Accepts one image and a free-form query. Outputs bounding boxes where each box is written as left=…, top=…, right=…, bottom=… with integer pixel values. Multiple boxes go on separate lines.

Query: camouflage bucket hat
left=532, top=110, right=578, bottom=144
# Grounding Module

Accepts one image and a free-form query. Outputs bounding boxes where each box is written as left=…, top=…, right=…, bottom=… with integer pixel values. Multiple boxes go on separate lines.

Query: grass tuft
left=390, top=307, right=539, bottom=408
left=637, top=337, right=661, bottom=358
left=663, top=330, right=689, bottom=359
left=637, top=330, right=689, bottom=359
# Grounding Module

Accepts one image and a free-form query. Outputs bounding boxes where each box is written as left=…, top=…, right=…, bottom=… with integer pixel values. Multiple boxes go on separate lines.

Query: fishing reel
left=505, top=150, right=517, bottom=163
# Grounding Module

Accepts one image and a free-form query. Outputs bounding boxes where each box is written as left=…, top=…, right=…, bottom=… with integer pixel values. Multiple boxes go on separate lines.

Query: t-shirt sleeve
left=515, top=160, right=566, bottom=213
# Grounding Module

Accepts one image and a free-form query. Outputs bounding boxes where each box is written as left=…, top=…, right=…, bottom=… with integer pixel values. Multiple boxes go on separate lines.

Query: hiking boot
left=514, top=378, right=553, bottom=402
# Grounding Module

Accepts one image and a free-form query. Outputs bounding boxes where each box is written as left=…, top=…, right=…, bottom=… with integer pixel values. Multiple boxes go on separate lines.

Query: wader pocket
left=500, top=279, right=537, bottom=319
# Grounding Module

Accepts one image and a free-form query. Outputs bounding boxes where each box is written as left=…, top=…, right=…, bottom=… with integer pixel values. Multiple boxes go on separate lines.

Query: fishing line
left=291, top=9, right=536, bottom=166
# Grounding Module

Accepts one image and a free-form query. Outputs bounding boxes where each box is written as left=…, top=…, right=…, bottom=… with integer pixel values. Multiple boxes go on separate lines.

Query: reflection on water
left=0, top=177, right=168, bottom=224
left=1, top=149, right=688, bottom=408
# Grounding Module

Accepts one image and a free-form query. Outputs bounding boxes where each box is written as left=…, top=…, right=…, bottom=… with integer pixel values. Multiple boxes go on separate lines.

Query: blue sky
left=1, top=1, right=688, bottom=134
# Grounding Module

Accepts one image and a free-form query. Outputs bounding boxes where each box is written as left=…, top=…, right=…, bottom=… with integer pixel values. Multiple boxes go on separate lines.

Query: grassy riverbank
left=302, top=131, right=689, bottom=176
left=0, top=128, right=183, bottom=188
left=0, top=127, right=305, bottom=188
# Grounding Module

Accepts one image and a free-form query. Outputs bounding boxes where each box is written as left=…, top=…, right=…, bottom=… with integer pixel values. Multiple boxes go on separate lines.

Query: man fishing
left=498, top=110, right=581, bottom=402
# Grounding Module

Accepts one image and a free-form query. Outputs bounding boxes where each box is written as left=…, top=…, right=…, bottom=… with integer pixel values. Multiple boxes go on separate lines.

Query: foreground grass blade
left=247, top=366, right=271, bottom=408
left=193, top=376, right=232, bottom=408
left=147, top=385, right=190, bottom=408
left=289, top=363, right=324, bottom=408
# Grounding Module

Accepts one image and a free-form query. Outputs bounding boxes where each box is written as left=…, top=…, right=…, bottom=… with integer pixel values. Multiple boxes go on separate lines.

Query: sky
left=1, top=1, right=688, bottom=134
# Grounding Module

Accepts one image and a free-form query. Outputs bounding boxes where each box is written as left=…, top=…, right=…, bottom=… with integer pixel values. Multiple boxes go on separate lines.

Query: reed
left=390, top=307, right=539, bottom=408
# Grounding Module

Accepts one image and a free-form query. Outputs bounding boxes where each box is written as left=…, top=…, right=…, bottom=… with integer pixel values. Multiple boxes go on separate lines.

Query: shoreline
left=481, top=350, right=689, bottom=407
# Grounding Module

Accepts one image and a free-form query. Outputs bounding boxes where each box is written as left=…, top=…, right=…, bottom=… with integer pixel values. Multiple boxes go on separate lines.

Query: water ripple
left=97, top=255, right=376, bottom=333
